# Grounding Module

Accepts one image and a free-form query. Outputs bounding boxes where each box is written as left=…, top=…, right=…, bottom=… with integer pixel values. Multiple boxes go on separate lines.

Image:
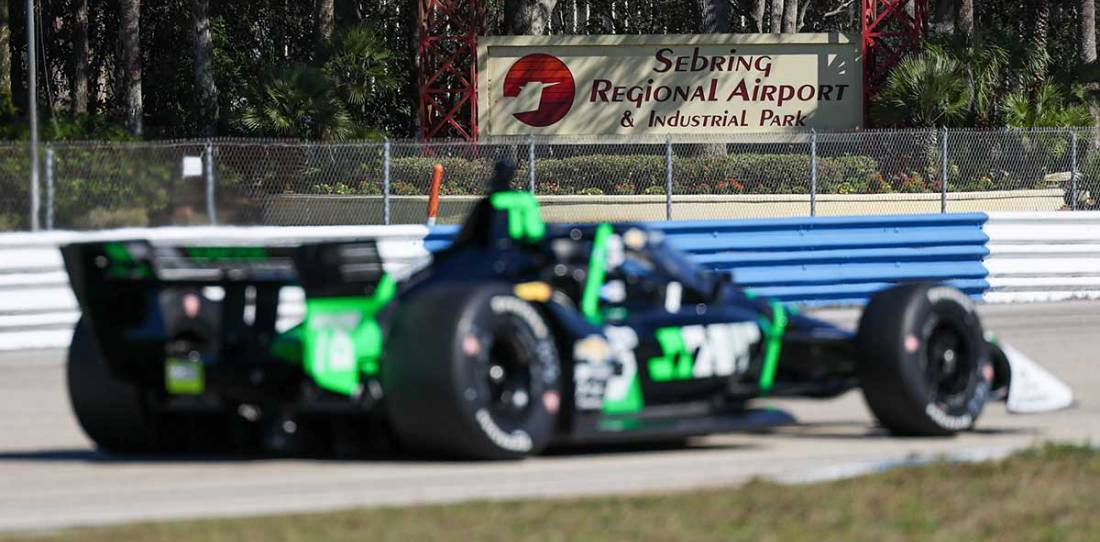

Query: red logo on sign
left=502, top=54, right=576, bottom=127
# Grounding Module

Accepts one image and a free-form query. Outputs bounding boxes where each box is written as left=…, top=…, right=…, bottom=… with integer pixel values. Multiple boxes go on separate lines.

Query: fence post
left=45, top=145, right=54, bottom=230
left=810, top=129, right=817, bottom=217
left=204, top=141, right=217, bottom=225
left=665, top=136, right=673, bottom=221
left=527, top=135, right=536, bottom=193
left=383, top=140, right=392, bottom=225
left=940, top=127, right=948, bottom=214
left=1071, top=130, right=1079, bottom=211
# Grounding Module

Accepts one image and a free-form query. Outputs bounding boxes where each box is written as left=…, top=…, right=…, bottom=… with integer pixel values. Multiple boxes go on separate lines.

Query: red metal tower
left=418, top=0, right=483, bottom=141
left=861, top=0, right=930, bottom=123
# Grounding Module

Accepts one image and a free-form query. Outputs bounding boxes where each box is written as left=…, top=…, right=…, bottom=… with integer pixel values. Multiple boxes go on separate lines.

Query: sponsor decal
left=573, top=327, right=642, bottom=413
left=502, top=54, right=576, bottom=127
left=649, top=322, right=761, bottom=382
left=475, top=409, right=533, bottom=452
left=165, top=354, right=204, bottom=395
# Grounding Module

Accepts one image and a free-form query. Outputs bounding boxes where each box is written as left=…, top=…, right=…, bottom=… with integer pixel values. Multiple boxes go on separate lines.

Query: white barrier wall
left=0, top=226, right=433, bottom=351
left=983, top=213, right=1100, bottom=303
left=2, top=212, right=1098, bottom=351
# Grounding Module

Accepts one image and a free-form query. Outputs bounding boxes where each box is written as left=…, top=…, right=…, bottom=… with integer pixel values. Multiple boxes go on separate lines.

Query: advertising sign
left=477, top=33, right=861, bottom=137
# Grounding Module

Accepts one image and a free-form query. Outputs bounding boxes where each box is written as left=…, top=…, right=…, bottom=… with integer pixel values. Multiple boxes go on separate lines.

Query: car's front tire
left=856, top=283, right=992, bottom=436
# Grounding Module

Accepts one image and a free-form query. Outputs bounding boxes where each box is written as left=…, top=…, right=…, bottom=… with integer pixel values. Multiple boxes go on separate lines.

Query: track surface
left=1, top=302, right=1097, bottom=532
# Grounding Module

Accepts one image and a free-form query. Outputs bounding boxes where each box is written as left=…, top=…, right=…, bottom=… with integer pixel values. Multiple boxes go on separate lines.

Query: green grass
left=6, top=444, right=1099, bottom=542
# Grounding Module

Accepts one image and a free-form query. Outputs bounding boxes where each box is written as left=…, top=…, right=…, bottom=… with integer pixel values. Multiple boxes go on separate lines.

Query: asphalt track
left=1, top=302, right=1097, bottom=532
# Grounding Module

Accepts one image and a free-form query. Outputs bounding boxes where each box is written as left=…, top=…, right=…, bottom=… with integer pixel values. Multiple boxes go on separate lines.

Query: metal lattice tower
left=861, top=0, right=930, bottom=123
left=418, top=0, right=483, bottom=141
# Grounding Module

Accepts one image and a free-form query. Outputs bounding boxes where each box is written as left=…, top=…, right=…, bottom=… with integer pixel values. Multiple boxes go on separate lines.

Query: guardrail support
left=45, top=145, right=54, bottom=230
left=940, top=127, right=949, bottom=214
left=528, top=135, right=536, bottom=194
left=810, top=129, right=817, bottom=217
left=665, top=136, right=673, bottom=221
left=383, top=139, right=392, bottom=225
left=204, top=141, right=217, bottom=225
left=1071, top=131, right=1079, bottom=211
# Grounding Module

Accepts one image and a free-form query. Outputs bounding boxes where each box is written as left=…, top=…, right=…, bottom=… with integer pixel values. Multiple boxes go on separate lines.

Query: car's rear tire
left=68, top=319, right=161, bottom=453
left=384, top=283, right=562, bottom=460
left=856, top=283, right=992, bottom=436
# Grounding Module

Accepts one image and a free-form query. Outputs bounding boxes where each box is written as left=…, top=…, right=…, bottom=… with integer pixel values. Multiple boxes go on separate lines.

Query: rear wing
left=60, top=234, right=431, bottom=377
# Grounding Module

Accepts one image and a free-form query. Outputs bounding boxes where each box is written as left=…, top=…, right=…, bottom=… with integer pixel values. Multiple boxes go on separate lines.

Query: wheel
left=67, top=318, right=160, bottom=453
left=384, top=282, right=562, bottom=460
left=855, top=283, right=992, bottom=436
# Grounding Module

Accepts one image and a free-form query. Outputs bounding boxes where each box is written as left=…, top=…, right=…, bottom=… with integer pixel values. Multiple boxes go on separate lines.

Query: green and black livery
left=62, top=163, right=1007, bottom=459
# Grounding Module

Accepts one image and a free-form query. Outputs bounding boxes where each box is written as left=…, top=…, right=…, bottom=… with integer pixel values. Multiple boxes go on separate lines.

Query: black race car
left=62, top=164, right=1072, bottom=459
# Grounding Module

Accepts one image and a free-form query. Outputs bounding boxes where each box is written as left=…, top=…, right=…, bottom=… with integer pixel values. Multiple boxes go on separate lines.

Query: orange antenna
left=426, top=163, right=444, bottom=226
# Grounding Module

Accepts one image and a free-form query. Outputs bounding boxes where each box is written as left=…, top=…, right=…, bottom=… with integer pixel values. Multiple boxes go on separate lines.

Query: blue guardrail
left=426, top=213, right=991, bottom=306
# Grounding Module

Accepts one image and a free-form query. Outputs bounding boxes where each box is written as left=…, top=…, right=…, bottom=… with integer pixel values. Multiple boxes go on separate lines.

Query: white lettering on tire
left=475, top=409, right=533, bottom=452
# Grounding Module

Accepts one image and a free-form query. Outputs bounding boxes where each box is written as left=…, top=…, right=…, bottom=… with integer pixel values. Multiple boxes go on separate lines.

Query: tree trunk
left=72, top=0, right=89, bottom=115
left=0, top=0, right=11, bottom=110
left=958, top=0, right=974, bottom=41
left=1081, top=0, right=1099, bottom=127
left=1028, top=0, right=1050, bottom=103
left=781, top=0, right=797, bottom=32
left=753, top=0, right=765, bottom=31
left=770, top=0, right=783, bottom=33
left=699, top=0, right=730, bottom=33
left=505, top=0, right=559, bottom=35
left=1081, top=0, right=1096, bottom=64
left=120, top=0, right=142, bottom=135
left=315, top=0, right=334, bottom=44
left=192, top=0, right=217, bottom=136
left=932, top=0, right=954, bottom=34
left=576, top=0, right=589, bottom=33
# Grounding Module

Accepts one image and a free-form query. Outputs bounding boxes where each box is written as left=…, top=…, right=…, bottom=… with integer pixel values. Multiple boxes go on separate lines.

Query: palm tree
left=1004, top=83, right=1091, bottom=128
left=322, top=27, right=398, bottom=116
left=873, top=47, right=973, bottom=127
left=239, top=66, right=353, bottom=141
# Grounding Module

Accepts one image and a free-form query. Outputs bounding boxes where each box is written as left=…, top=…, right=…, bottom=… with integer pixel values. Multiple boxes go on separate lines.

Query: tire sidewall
left=896, top=285, right=991, bottom=432
left=449, top=289, right=561, bottom=458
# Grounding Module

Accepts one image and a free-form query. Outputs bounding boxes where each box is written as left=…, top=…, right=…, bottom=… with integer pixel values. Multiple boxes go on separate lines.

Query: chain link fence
left=0, top=128, right=1096, bottom=231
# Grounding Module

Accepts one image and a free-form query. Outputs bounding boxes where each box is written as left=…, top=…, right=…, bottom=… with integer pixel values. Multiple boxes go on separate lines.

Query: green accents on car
left=102, top=242, right=151, bottom=279
left=648, top=327, right=695, bottom=382
left=271, top=324, right=304, bottom=363
left=490, top=191, right=546, bottom=242
left=184, top=246, right=269, bottom=261
left=581, top=223, right=613, bottom=325
left=602, top=375, right=644, bottom=414
left=165, top=356, right=204, bottom=395
left=302, top=274, right=396, bottom=396
left=758, top=301, right=788, bottom=393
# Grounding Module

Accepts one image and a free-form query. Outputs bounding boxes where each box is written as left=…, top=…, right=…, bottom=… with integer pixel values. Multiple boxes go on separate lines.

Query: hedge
left=318, top=153, right=881, bottom=196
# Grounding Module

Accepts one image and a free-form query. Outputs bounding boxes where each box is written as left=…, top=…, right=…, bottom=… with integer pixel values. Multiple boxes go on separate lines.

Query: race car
left=61, top=162, right=1073, bottom=459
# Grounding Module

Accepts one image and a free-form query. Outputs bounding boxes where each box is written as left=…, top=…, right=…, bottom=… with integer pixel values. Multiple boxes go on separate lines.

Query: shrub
left=74, top=207, right=150, bottom=229
left=310, top=153, right=882, bottom=197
